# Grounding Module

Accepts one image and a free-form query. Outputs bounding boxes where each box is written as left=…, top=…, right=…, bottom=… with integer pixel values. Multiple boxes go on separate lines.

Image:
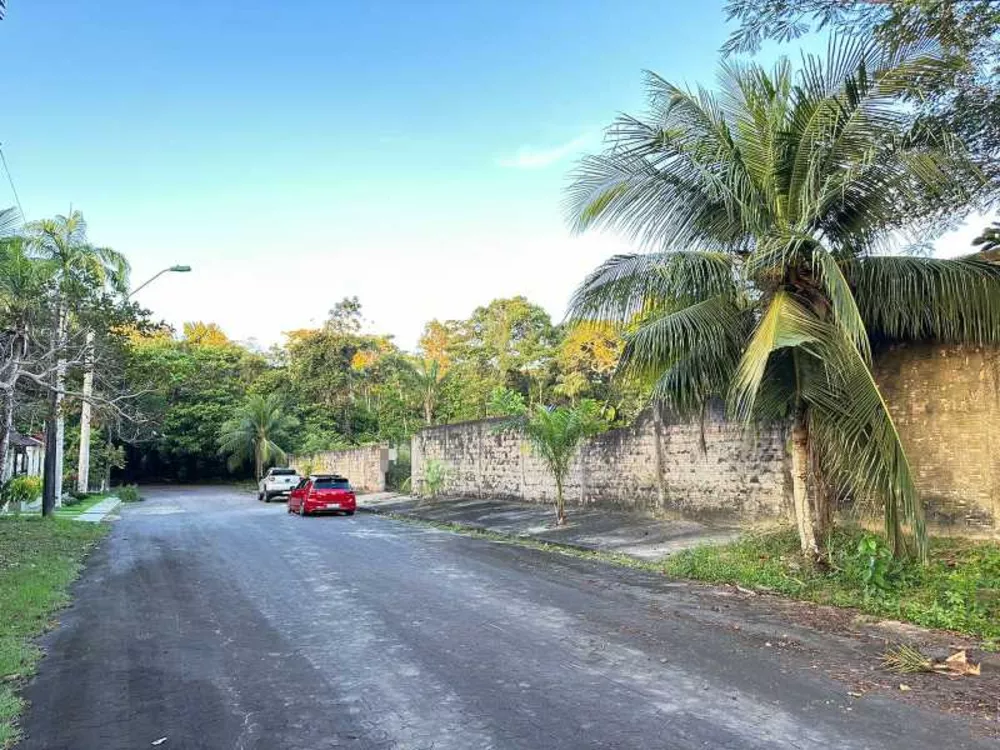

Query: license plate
left=325, top=502, right=341, bottom=508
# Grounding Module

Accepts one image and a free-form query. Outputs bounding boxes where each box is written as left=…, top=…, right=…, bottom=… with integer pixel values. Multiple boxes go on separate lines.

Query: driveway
left=17, top=485, right=995, bottom=749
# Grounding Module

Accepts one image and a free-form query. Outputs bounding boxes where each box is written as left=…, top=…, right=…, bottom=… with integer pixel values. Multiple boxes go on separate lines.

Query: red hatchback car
left=288, top=475, right=357, bottom=517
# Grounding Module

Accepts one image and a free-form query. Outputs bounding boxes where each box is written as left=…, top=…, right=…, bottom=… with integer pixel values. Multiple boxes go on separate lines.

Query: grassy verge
left=0, top=516, right=108, bottom=747
left=371, top=510, right=1000, bottom=643
left=663, top=528, right=1000, bottom=642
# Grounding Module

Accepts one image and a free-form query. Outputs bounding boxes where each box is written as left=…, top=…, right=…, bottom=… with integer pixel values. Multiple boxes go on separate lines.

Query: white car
left=258, top=467, right=300, bottom=502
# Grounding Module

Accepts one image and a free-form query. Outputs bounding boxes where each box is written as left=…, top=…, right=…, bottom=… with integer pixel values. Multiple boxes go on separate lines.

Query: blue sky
left=0, top=1, right=986, bottom=348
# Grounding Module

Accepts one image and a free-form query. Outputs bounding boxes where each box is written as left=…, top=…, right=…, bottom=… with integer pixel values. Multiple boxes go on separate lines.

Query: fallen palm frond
left=881, top=645, right=980, bottom=676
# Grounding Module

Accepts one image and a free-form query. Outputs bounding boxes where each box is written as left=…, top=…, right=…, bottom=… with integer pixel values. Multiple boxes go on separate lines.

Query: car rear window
left=270, top=468, right=297, bottom=476
left=314, top=478, right=351, bottom=490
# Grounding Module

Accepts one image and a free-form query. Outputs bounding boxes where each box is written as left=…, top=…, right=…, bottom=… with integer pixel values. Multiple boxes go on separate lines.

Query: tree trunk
left=42, top=413, right=58, bottom=516
left=555, top=476, right=566, bottom=526
left=791, top=411, right=819, bottom=559
left=424, top=396, right=432, bottom=426
left=51, top=302, right=68, bottom=507
left=76, top=330, right=95, bottom=493
left=0, top=386, right=13, bottom=484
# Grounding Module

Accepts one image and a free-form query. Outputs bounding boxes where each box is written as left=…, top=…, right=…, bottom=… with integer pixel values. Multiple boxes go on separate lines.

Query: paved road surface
left=19, top=486, right=994, bottom=749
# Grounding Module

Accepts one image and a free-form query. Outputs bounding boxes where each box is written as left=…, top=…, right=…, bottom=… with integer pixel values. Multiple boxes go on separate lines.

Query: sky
left=0, top=1, right=991, bottom=350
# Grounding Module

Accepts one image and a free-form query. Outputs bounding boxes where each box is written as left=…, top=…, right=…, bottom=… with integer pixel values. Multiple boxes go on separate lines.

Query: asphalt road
left=18, top=486, right=995, bottom=750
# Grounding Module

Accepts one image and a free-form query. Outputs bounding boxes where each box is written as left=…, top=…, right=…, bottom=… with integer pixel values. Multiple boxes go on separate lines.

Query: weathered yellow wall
left=289, top=445, right=389, bottom=493
left=411, top=345, right=1000, bottom=537
left=876, top=344, right=999, bottom=536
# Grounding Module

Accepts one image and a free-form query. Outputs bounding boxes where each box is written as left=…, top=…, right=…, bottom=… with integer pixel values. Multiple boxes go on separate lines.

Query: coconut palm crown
left=566, top=38, right=1000, bottom=560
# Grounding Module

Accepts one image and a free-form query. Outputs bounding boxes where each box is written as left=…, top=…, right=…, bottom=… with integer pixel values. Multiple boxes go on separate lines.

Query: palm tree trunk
left=555, top=476, right=566, bottom=526
left=791, top=410, right=819, bottom=558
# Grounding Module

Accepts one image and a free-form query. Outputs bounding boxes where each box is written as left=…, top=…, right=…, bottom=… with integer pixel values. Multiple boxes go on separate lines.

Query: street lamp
left=76, top=264, right=192, bottom=493
left=128, top=264, right=192, bottom=298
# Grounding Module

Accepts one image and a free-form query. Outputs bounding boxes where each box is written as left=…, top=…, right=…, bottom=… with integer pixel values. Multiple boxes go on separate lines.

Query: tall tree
left=567, top=39, right=994, bottom=560
left=25, top=212, right=128, bottom=511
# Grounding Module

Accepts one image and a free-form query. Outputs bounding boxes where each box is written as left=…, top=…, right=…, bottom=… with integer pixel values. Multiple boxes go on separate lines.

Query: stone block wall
left=411, top=405, right=791, bottom=521
left=874, top=344, right=999, bottom=533
left=289, top=445, right=389, bottom=493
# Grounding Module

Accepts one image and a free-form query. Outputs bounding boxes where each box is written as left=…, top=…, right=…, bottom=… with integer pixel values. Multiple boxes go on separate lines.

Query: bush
left=1, top=475, right=42, bottom=511
left=117, top=484, right=142, bottom=503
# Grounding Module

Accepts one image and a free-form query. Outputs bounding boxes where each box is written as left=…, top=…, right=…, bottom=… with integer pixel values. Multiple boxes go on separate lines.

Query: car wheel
left=257, top=491, right=264, bottom=501
left=299, top=501, right=307, bottom=517
left=345, top=510, right=355, bottom=516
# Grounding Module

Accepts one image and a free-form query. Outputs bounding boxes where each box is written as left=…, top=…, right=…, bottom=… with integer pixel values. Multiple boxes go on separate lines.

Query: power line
left=0, top=143, right=25, bottom=221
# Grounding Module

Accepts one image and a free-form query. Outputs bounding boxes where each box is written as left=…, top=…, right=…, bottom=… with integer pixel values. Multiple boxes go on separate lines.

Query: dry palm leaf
left=882, top=645, right=981, bottom=677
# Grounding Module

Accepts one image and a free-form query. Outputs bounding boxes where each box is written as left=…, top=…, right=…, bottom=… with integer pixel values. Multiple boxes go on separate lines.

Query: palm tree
left=501, top=403, right=606, bottom=526
left=217, top=393, right=298, bottom=480
left=408, top=357, right=447, bottom=425
left=25, top=211, right=129, bottom=511
left=566, top=38, right=999, bottom=560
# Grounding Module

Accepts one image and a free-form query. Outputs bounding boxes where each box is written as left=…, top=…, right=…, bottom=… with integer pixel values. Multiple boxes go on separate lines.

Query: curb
left=358, top=504, right=605, bottom=556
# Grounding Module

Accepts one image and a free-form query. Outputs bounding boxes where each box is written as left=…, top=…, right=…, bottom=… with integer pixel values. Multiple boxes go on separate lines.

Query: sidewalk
left=73, top=495, right=121, bottom=523
left=358, top=493, right=742, bottom=561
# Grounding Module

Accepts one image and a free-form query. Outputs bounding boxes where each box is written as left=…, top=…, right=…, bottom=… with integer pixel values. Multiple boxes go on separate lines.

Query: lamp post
left=75, top=264, right=191, bottom=493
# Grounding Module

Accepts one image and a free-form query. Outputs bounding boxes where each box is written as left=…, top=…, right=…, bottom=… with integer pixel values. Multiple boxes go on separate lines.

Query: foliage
left=0, top=475, right=40, bottom=511
left=116, top=484, right=141, bottom=503
left=567, top=39, right=993, bottom=559
left=664, top=529, right=1000, bottom=639
left=722, top=0, right=1000, bottom=205
left=123, top=334, right=268, bottom=480
left=499, top=402, right=607, bottom=525
left=486, top=386, right=526, bottom=417
left=182, top=321, right=230, bottom=346
left=0, top=516, right=107, bottom=746
left=419, top=459, right=449, bottom=499
left=217, top=393, right=297, bottom=480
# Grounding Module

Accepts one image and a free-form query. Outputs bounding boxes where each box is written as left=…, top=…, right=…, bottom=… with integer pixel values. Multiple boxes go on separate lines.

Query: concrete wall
left=411, top=345, right=1000, bottom=535
left=411, top=404, right=790, bottom=522
left=875, top=344, right=999, bottom=533
left=289, top=444, right=389, bottom=493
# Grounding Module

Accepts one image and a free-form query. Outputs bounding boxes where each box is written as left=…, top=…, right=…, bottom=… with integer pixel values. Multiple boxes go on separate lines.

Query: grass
left=0, top=516, right=108, bottom=747
left=373, top=510, right=1000, bottom=642
left=662, top=528, right=1000, bottom=640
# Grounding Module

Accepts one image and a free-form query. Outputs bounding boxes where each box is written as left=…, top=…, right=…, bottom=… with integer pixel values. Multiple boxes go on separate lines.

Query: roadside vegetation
left=0, top=517, right=107, bottom=747
left=664, top=530, right=1000, bottom=641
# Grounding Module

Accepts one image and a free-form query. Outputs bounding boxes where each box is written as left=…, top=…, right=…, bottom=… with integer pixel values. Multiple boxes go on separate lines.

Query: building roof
left=9, top=430, right=43, bottom=448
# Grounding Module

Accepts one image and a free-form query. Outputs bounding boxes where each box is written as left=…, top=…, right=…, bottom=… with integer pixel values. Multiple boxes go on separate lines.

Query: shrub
left=420, top=460, right=449, bottom=499
left=117, top=484, right=142, bottom=503
left=1, top=475, right=42, bottom=511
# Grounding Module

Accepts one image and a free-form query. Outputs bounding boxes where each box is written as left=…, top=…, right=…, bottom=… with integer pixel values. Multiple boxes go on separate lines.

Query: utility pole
left=75, top=264, right=190, bottom=493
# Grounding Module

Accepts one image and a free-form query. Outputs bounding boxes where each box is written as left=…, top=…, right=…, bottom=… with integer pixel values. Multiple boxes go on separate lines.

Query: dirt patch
left=739, top=591, right=1000, bottom=734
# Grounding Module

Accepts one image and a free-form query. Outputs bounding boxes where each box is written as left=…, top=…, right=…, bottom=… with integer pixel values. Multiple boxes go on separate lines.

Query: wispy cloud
left=497, top=133, right=593, bottom=169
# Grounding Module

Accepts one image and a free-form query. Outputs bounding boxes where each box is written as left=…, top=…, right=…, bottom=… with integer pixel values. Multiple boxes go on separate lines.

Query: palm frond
left=568, top=250, right=737, bottom=322
left=847, top=255, right=1000, bottom=343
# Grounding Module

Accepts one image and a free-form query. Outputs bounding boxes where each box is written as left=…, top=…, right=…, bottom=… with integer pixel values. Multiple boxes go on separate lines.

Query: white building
left=4, top=430, right=45, bottom=480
